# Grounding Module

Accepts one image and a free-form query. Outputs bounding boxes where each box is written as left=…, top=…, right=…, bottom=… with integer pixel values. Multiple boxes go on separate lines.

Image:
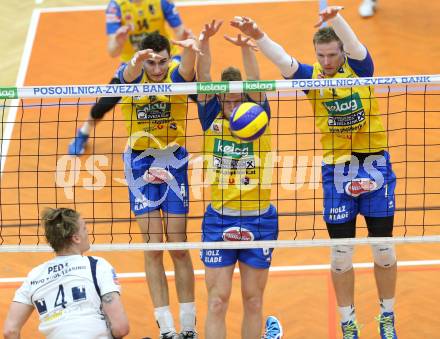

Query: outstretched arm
left=197, top=20, right=223, bottom=102
left=315, top=6, right=367, bottom=60
left=172, top=29, right=200, bottom=81
left=107, top=25, right=132, bottom=58
left=224, top=33, right=264, bottom=103
left=122, top=49, right=162, bottom=83
left=231, top=16, right=299, bottom=78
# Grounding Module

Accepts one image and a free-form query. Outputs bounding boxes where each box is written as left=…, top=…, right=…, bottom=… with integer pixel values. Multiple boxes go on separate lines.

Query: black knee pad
left=365, top=216, right=394, bottom=237
left=326, top=218, right=357, bottom=239
left=90, top=77, right=121, bottom=120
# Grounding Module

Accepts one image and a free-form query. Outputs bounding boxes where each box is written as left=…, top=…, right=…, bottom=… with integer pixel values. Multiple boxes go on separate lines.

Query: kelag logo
left=0, top=87, right=18, bottom=99
left=243, top=80, right=276, bottom=92
left=323, top=92, right=362, bottom=115
left=197, top=82, right=229, bottom=94
left=214, top=139, right=253, bottom=159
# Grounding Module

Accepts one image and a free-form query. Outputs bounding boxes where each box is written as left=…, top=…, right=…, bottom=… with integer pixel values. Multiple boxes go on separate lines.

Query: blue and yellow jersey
left=106, top=0, right=182, bottom=62
left=198, top=97, right=272, bottom=213
left=119, top=61, right=189, bottom=150
left=293, top=52, right=387, bottom=164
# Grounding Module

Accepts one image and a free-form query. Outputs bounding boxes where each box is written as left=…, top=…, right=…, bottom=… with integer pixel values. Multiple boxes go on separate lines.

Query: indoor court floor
left=0, top=0, right=440, bottom=338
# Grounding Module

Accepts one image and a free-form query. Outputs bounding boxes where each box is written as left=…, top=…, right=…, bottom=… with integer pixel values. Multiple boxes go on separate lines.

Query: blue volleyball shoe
left=341, top=320, right=360, bottom=339
left=377, top=312, right=397, bottom=339
left=68, top=129, right=89, bottom=155
left=262, top=316, right=283, bottom=339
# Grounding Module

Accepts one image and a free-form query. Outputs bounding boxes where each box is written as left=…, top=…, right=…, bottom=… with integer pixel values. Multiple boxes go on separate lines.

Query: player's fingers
left=214, top=20, right=224, bottom=30
left=223, top=34, right=236, bottom=44
left=314, top=17, right=324, bottom=28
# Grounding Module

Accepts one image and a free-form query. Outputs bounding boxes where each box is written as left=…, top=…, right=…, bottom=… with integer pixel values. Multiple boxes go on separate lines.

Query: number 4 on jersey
left=54, top=284, right=67, bottom=308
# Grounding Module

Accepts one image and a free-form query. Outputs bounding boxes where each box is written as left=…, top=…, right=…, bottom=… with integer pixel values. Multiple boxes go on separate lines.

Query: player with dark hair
left=119, top=31, right=199, bottom=339
left=69, top=0, right=186, bottom=155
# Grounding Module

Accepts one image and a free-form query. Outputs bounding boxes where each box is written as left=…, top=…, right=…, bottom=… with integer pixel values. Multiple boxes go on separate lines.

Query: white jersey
left=13, top=255, right=120, bottom=339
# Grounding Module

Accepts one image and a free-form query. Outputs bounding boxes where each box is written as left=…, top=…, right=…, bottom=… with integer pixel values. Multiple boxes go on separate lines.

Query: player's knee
left=144, top=250, right=163, bottom=263
left=371, top=243, right=396, bottom=268
left=169, top=249, right=189, bottom=261
left=208, top=295, right=229, bottom=315
left=242, top=295, right=263, bottom=313
left=330, top=245, right=354, bottom=274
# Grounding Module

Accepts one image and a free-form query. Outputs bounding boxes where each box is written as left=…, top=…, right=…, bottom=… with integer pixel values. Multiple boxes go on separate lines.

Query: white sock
left=380, top=297, right=395, bottom=314
left=154, top=306, right=175, bottom=334
left=338, top=305, right=356, bottom=323
left=179, top=302, right=196, bottom=331
left=80, top=122, right=91, bottom=135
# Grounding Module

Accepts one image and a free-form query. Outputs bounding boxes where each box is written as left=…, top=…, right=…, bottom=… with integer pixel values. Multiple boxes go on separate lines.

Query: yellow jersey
left=106, top=0, right=181, bottom=62
left=120, top=61, right=188, bottom=150
left=306, top=59, right=387, bottom=164
left=203, top=105, right=272, bottom=213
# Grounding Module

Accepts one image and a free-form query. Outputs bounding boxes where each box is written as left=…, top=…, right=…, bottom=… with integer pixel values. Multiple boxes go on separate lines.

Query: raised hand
left=199, top=19, right=223, bottom=42
left=224, top=33, right=258, bottom=51
left=314, top=6, right=344, bottom=27
left=171, top=38, right=202, bottom=54
left=182, top=27, right=196, bottom=40
left=230, top=16, right=263, bottom=40
left=115, top=25, right=132, bottom=45
left=130, top=49, right=162, bottom=66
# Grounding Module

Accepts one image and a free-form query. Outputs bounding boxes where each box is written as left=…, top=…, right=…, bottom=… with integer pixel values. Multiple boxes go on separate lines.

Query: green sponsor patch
left=0, top=87, right=18, bottom=99
left=214, top=139, right=253, bottom=159
left=197, top=82, right=229, bottom=94
left=323, top=92, right=363, bottom=115
left=243, top=80, right=276, bottom=92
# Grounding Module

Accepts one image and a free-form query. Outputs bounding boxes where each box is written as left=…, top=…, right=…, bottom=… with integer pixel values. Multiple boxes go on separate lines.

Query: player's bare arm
left=318, top=6, right=367, bottom=60
left=123, top=49, right=160, bottom=82
left=101, top=292, right=129, bottom=339
left=3, top=302, right=34, bottom=339
left=108, top=25, right=132, bottom=58
left=232, top=16, right=299, bottom=78
left=197, top=20, right=223, bottom=102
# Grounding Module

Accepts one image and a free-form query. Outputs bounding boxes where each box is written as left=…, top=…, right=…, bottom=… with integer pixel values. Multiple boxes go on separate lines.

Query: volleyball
left=229, top=102, right=269, bottom=141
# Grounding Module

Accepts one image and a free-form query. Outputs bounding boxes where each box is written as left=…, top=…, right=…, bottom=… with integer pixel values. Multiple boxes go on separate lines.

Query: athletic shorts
left=200, top=204, right=278, bottom=269
left=322, top=151, right=396, bottom=223
left=124, top=146, right=189, bottom=215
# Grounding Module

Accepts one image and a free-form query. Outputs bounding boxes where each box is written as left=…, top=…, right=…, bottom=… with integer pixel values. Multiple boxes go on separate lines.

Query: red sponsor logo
left=143, top=167, right=174, bottom=184
left=345, top=178, right=378, bottom=197
left=222, top=227, right=254, bottom=241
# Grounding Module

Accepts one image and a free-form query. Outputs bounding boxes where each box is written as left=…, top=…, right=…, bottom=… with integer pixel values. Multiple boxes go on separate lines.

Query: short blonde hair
left=42, top=208, right=80, bottom=253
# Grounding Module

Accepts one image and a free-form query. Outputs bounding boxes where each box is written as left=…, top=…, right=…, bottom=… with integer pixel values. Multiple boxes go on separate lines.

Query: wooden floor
left=1, top=0, right=440, bottom=338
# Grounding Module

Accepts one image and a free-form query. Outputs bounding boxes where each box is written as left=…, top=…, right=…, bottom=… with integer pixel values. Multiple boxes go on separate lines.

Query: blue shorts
left=322, top=151, right=396, bottom=223
left=124, top=146, right=189, bottom=215
left=200, top=204, right=278, bottom=269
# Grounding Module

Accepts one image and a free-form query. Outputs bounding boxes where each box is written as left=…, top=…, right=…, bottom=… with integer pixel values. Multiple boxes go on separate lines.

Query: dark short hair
left=141, top=32, right=171, bottom=55
left=42, top=208, right=80, bottom=253
left=313, top=27, right=343, bottom=50
left=221, top=67, right=242, bottom=81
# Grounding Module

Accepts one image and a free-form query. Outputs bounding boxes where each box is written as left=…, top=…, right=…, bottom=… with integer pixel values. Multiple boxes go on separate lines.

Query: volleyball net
left=0, top=74, right=439, bottom=252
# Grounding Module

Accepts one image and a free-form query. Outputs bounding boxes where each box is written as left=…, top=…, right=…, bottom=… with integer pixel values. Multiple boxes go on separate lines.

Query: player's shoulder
left=88, top=255, right=114, bottom=269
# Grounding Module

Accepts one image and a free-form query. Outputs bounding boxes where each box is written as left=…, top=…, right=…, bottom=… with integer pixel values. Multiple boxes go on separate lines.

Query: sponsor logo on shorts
left=222, top=226, right=254, bottom=241
left=344, top=178, right=378, bottom=197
